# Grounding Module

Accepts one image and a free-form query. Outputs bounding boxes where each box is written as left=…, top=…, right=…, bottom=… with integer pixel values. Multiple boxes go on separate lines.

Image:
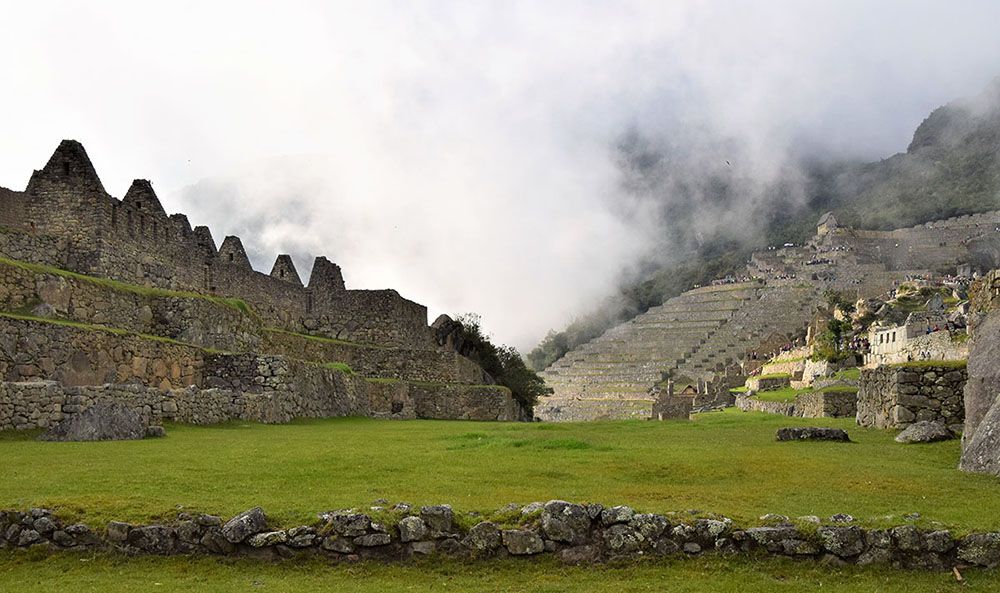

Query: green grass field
left=2, top=410, right=999, bottom=531
left=0, top=552, right=994, bottom=593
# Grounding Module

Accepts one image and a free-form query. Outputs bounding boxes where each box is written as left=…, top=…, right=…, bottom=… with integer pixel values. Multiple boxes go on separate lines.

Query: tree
left=456, top=314, right=552, bottom=417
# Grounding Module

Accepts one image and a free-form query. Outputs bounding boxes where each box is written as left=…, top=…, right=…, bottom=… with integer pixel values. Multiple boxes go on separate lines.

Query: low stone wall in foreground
left=2, top=502, right=1000, bottom=571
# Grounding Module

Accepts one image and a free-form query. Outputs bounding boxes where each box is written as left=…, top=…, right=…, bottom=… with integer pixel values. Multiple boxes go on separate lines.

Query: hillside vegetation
left=528, top=79, right=1000, bottom=370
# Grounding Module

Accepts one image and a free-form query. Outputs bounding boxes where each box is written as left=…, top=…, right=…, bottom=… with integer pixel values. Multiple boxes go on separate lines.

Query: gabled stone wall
left=0, top=141, right=435, bottom=350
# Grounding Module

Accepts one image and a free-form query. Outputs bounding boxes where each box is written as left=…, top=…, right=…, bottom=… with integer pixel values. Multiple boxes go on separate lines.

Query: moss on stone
left=0, top=257, right=255, bottom=317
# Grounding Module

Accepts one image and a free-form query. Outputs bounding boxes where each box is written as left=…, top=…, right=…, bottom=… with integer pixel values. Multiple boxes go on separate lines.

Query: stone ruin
left=538, top=208, right=1000, bottom=421
left=0, top=141, right=524, bottom=429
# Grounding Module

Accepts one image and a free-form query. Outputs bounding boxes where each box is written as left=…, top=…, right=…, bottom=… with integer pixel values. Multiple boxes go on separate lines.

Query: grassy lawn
left=754, top=385, right=859, bottom=403
left=0, top=552, right=994, bottom=593
left=2, top=410, right=999, bottom=531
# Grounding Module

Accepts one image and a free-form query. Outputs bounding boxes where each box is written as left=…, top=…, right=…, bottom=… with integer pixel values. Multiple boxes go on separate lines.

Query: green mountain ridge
left=528, top=79, right=1000, bottom=371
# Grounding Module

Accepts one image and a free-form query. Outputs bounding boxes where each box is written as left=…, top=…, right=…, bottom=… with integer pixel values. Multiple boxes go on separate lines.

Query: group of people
left=847, top=336, right=870, bottom=354
left=710, top=274, right=754, bottom=286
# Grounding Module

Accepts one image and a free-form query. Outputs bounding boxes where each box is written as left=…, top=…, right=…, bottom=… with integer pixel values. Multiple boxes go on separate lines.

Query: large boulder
left=221, top=507, right=267, bottom=543
left=39, top=401, right=157, bottom=442
left=961, top=397, right=1000, bottom=474
left=895, top=421, right=954, bottom=444
left=961, top=304, right=1000, bottom=475
left=775, top=427, right=850, bottom=442
left=541, top=500, right=591, bottom=545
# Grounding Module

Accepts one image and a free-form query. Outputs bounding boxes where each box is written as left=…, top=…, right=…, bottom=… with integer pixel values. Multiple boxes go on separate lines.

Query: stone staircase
left=535, top=283, right=760, bottom=421
left=670, top=285, right=818, bottom=384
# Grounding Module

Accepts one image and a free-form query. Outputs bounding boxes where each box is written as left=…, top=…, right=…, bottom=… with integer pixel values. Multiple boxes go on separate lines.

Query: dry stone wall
left=0, top=316, right=522, bottom=427
left=3, top=502, right=1000, bottom=572
left=0, top=261, right=260, bottom=353
left=262, top=330, right=488, bottom=384
left=735, top=391, right=857, bottom=418
left=857, top=365, right=966, bottom=429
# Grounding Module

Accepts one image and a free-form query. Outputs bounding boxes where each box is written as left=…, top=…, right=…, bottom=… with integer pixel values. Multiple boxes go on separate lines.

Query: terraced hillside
left=535, top=283, right=761, bottom=421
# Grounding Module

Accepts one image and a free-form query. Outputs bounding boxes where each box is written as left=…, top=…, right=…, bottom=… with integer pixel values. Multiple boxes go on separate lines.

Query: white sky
left=2, top=1, right=1000, bottom=349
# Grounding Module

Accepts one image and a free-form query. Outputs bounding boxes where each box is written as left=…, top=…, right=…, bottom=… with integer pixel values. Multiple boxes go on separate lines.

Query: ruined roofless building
left=0, top=140, right=434, bottom=348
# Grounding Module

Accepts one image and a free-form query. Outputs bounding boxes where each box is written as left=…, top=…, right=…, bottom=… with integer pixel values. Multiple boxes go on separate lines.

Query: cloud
left=2, top=1, right=1000, bottom=349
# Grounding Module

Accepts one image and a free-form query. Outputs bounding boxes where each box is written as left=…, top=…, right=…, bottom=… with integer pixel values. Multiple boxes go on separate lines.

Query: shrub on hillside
left=456, top=314, right=552, bottom=416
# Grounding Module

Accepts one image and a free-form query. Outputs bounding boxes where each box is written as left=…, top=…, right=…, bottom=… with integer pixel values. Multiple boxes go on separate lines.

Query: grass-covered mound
left=2, top=553, right=998, bottom=593
left=2, top=410, right=999, bottom=531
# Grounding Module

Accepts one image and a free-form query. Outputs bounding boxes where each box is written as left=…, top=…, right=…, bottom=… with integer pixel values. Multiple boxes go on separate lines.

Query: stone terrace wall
left=0, top=261, right=260, bottom=353
left=0, top=316, right=206, bottom=389
left=4, top=502, right=1000, bottom=572
left=0, top=375, right=521, bottom=431
left=261, top=330, right=489, bottom=384
left=857, top=364, right=967, bottom=429
left=735, top=391, right=856, bottom=418
left=367, top=381, right=521, bottom=421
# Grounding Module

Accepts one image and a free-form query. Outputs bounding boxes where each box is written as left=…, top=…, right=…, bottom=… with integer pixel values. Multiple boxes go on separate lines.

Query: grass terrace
left=1, top=553, right=997, bottom=593
left=2, top=410, right=999, bottom=532
left=0, top=257, right=254, bottom=317
left=753, top=385, right=859, bottom=403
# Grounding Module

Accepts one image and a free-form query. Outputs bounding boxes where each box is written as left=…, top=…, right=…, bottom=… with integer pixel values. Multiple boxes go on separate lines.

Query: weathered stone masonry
left=3, top=502, right=1000, bottom=571
left=857, top=364, right=967, bottom=429
left=0, top=140, right=431, bottom=349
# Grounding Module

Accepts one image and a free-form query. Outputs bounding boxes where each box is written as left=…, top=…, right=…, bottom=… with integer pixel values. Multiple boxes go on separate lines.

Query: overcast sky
left=3, top=1, right=1000, bottom=349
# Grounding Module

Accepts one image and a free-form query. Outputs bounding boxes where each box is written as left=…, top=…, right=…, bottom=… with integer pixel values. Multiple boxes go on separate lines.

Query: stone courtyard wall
left=857, top=364, right=967, bottom=429
left=0, top=375, right=521, bottom=431
left=735, top=391, right=857, bottom=418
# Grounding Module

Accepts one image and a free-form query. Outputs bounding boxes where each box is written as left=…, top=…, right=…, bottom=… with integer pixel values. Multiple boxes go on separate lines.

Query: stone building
left=0, top=141, right=524, bottom=429
left=865, top=313, right=967, bottom=367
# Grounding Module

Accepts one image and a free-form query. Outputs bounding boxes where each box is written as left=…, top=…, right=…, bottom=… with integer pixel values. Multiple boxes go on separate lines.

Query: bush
left=456, top=314, right=553, bottom=416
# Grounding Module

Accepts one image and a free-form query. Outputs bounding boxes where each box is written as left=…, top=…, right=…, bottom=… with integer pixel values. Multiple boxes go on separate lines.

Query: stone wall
left=857, top=364, right=967, bottom=429
left=0, top=375, right=522, bottom=431
left=0, top=316, right=521, bottom=427
left=261, top=330, right=489, bottom=384
left=3, top=501, right=1000, bottom=571
left=0, top=141, right=435, bottom=350
left=0, top=261, right=260, bottom=353
left=367, top=380, right=522, bottom=421
left=864, top=330, right=968, bottom=368
left=0, top=315, right=206, bottom=389
left=746, top=375, right=790, bottom=392
left=735, top=391, right=857, bottom=418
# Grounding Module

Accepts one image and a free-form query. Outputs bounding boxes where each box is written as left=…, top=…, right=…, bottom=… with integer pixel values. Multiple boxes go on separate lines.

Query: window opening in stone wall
left=62, top=161, right=70, bottom=175
left=280, top=270, right=285, bottom=278
left=111, top=206, right=118, bottom=226
left=229, top=253, right=234, bottom=262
